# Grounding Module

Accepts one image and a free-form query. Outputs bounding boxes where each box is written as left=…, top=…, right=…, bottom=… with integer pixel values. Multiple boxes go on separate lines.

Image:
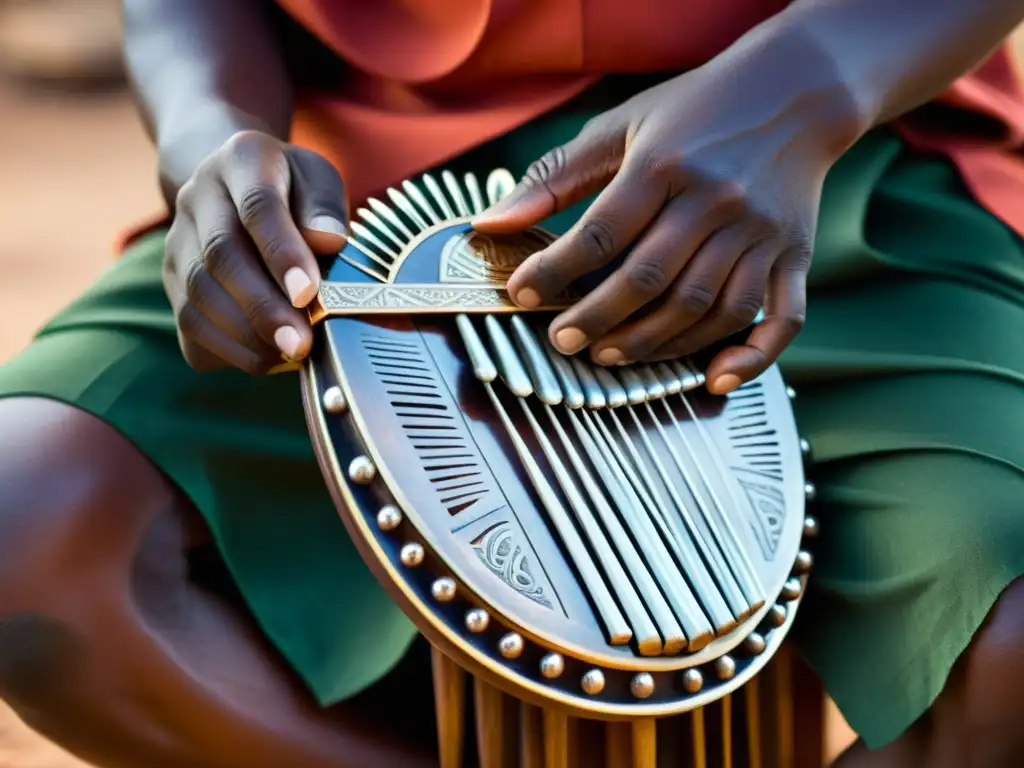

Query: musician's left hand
left=472, top=46, right=862, bottom=394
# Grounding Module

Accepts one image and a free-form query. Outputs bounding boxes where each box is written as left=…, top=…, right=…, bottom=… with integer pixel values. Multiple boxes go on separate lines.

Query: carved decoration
left=472, top=523, right=553, bottom=609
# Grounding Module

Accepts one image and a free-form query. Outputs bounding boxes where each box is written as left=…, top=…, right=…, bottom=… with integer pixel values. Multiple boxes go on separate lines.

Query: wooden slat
left=431, top=647, right=466, bottom=768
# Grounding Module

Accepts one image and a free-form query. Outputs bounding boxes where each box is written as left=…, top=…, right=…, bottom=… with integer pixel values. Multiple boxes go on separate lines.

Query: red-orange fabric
left=117, top=1, right=1024, bottom=250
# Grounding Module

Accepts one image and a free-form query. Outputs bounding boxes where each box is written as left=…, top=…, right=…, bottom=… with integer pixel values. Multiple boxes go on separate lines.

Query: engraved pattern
left=737, top=479, right=785, bottom=560
left=472, top=523, right=553, bottom=609
left=320, top=283, right=513, bottom=313
left=440, top=230, right=551, bottom=284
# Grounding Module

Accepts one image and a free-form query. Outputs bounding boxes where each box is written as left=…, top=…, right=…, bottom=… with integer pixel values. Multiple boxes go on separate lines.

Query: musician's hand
left=163, top=131, right=347, bottom=374
left=473, top=56, right=858, bottom=394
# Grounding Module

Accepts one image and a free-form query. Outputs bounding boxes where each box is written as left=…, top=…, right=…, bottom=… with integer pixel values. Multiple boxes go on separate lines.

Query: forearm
left=720, top=0, right=1024, bottom=157
left=122, top=0, right=293, bottom=207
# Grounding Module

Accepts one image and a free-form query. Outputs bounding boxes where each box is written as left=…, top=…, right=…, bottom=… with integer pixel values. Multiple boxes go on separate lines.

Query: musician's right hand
left=163, top=131, right=348, bottom=374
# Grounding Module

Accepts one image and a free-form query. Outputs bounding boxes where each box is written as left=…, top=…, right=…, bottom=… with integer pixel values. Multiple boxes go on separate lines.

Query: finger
left=191, top=185, right=315, bottom=362
left=471, top=117, right=627, bottom=234
left=218, top=132, right=321, bottom=308
left=543, top=192, right=733, bottom=358
left=166, top=226, right=281, bottom=374
left=649, top=241, right=778, bottom=364
left=588, top=224, right=752, bottom=363
left=705, top=260, right=808, bottom=394
left=504, top=164, right=667, bottom=312
left=285, top=145, right=349, bottom=254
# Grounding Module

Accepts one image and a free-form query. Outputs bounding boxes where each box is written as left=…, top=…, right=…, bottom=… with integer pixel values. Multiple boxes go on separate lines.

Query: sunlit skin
left=0, top=0, right=1020, bottom=766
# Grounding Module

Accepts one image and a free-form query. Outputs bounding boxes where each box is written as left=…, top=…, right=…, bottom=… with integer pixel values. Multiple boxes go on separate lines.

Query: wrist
left=717, top=15, right=873, bottom=162
left=157, top=102, right=283, bottom=208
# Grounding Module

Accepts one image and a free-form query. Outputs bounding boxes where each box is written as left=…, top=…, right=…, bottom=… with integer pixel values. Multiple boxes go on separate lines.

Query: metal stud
left=767, top=603, right=787, bottom=627
left=794, top=550, right=814, bottom=574
left=743, top=632, right=766, bottom=656
left=581, top=669, right=606, bottom=696
left=681, top=669, right=704, bottom=694
left=348, top=456, right=377, bottom=485
left=804, top=482, right=817, bottom=502
left=714, top=655, right=736, bottom=681
left=803, top=515, right=820, bottom=539
left=781, top=577, right=803, bottom=602
left=399, top=542, right=424, bottom=567
left=786, top=386, right=797, bottom=400
left=322, top=386, right=348, bottom=414
left=800, top=437, right=812, bottom=458
left=540, top=653, right=565, bottom=679
left=630, top=673, right=655, bottom=699
left=465, top=609, right=490, bottom=633
left=376, top=505, right=403, bottom=531
left=431, top=577, right=457, bottom=602
left=498, top=632, right=524, bottom=660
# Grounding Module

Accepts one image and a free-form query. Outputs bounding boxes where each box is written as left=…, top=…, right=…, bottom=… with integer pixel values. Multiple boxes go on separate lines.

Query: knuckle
left=175, top=301, right=204, bottom=341
left=578, top=218, right=618, bottom=264
left=672, top=282, right=717, bottom=317
left=182, top=258, right=208, bottom=306
left=723, top=293, right=764, bottom=325
left=524, top=145, right=569, bottom=186
left=200, top=229, right=236, bottom=276
left=625, top=261, right=669, bottom=297
left=636, top=149, right=680, bottom=181
left=236, top=184, right=282, bottom=229
left=244, top=292, right=282, bottom=330
left=175, top=180, right=197, bottom=210
left=778, top=312, right=806, bottom=337
left=222, top=129, right=269, bottom=160
left=712, top=176, right=749, bottom=208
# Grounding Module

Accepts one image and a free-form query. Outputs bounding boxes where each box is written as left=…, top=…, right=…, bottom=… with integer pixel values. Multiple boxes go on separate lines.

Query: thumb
left=471, top=118, right=626, bottom=234
left=285, top=146, right=350, bottom=255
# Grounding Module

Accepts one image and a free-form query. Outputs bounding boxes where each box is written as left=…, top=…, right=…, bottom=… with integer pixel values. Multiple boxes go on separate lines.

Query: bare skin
left=0, top=0, right=1022, bottom=765
left=0, top=397, right=438, bottom=767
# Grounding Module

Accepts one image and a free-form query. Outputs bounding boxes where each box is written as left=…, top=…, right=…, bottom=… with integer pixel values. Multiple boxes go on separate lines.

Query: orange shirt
left=278, top=0, right=1023, bottom=238
left=120, top=1, right=1024, bottom=247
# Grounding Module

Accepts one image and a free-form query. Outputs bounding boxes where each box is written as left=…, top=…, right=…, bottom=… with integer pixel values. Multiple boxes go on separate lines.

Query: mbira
left=301, top=168, right=821, bottom=767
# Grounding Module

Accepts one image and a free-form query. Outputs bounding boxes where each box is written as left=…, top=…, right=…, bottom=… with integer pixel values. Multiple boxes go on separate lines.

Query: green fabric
left=0, top=90, right=1022, bottom=750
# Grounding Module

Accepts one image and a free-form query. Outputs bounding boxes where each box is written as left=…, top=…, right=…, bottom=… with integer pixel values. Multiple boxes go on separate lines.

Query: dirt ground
left=2, top=31, right=1023, bottom=768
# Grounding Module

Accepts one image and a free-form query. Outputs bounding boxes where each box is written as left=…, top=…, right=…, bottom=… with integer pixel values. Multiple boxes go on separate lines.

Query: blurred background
left=0, top=1, right=1020, bottom=766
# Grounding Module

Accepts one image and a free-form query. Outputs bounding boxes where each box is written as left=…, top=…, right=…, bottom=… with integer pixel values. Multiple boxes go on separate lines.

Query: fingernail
left=595, top=347, right=624, bottom=366
left=516, top=288, right=540, bottom=308
left=554, top=327, right=588, bottom=354
left=471, top=186, right=525, bottom=227
left=711, top=374, right=742, bottom=394
left=284, top=267, right=317, bottom=307
left=308, top=215, right=347, bottom=238
left=274, top=326, right=303, bottom=360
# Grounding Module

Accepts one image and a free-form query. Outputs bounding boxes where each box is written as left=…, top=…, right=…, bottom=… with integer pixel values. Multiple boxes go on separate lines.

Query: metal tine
left=369, top=197, right=417, bottom=240
left=543, top=406, right=664, bottom=655
left=585, top=410, right=714, bottom=649
left=356, top=207, right=408, bottom=250
left=565, top=410, right=685, bottom=654
left=457, top=316, right=632, bottom=645
left=486, top=169, right=517, bottom=206
left=464, top=173, right=486, bottom=215
left=611, top=408, right=736, bottom=635
left=456, top=316, right=498, bottom=382
left=617, top=367, right=648, bottom=405
left=442, top=170, right=472, bottom=217
left=682, top=358, right=708, bottom=388
left=508, top=316, right=564, bottom=406
left=639, top=400, right=753, bottom=619
left=541, top=335, right=586, bottom=410
left=483, top=316, right=534, bottom=398
left=666, top=373, right=767, bottom=611
left=350, top=222, right=401, bottom=261
left=656, top=363, right=682, bottom=395
left=403, top=179, right=443, bottom=224
left=423, top=173, right=457, bottom=220
left=387, top=187, right=431, bottom=230
left=569, top=357, right=606, bottom=409
left=346, top=236, right=395, bottom=271
left=639, top=365, right=666, bottom=400
left=670, top=359, right=705, bottom=391
left=338, top=254, right=389, bottom=283
left=591, top=365, right=629, bottom=408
